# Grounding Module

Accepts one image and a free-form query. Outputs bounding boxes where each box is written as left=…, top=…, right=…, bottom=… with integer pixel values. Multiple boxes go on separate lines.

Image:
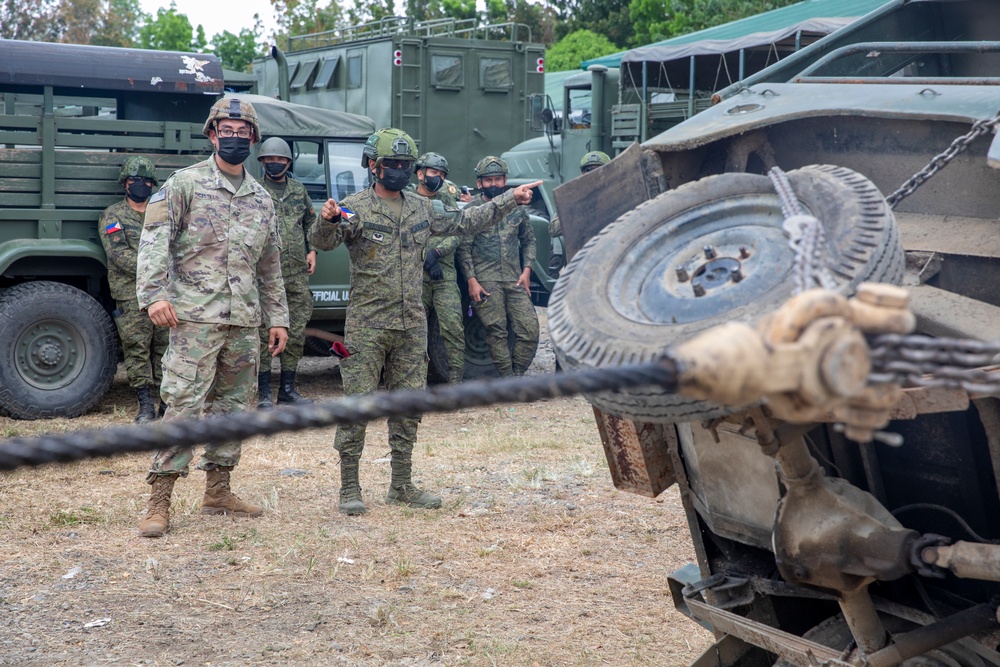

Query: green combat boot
left=138, top=473, right=178, bottom=538
left=201, top=467, right=263, bottom=517
left=387, top=454, right=442, bottom=509
left=339, top=454, right=367, bottom=515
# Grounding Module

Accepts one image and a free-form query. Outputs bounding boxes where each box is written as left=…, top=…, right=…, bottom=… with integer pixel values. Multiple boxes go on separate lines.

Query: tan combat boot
left=139, top=473, right=178, bottom=538
left=339, top=454, right=367, bottom=515
left=201, top=467, right=263, bottom=517
left=387, top=454, right=442, bottom=509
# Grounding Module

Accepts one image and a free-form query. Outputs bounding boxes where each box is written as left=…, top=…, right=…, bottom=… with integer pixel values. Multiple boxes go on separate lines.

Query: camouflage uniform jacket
left=261, top=176, right=317, bottom=279
left=406, top=184, right=461, bottom=276
left=136, top=157, right=289, bottom=329
left=98, top=198, right=145, bottom=301
left=309, top=186, right=520, bottom=330
left=458, top=196, right=536, bottom=282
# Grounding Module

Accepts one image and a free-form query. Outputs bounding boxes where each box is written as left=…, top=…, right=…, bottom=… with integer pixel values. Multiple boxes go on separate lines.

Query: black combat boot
left=134, top=386, right=156, bottom=423
left=257, top=371, right=273, bottom=410
left=277, top=370, right=313, bottom=404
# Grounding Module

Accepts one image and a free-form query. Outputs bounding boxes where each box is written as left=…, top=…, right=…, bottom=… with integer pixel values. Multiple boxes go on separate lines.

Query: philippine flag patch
left=340, top=206, right=356, bottom=220
left=105, top=221, right=123, bottom=234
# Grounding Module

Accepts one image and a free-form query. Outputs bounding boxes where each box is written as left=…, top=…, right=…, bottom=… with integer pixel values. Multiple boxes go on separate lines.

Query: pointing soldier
left=255, top=137, right=317, bottom=408
left=99, top=156, right=169, bottom=423
left=408, top=152, right=466, bottom=384
left=135, top=97, right=290, bottom=538
left=310, top=128, right=541, bottom=516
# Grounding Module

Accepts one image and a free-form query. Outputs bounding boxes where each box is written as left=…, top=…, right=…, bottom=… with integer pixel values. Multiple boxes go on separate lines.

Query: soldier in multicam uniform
left=135, top=97, right=290, bottom=538
left=547, top=150, right=611, bottom=239
left=310, top=128, right=541, bottom=516
left=98, top=156, right=168, bottom=423
left=407, top=152, right=466, bottom=384
left=458, top=156, right=539, bottom=377
left=255, top=137, right=317, bottom=408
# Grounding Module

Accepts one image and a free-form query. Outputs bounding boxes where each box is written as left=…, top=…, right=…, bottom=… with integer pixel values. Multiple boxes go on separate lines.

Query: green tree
left=545, top=29, right=617, bottom=71
left=630, top=0, right=804, bottom=47
left=93, top=0, right=147, bottom=47
left=138, top=1, right=207, bottom=52
left=0, top=0, right=61, bottom=40
left=554, top=0, right=632, bottom=49
left=271, top=0, right=344, bottom=39
left=212, top=20, right=264, bottom=72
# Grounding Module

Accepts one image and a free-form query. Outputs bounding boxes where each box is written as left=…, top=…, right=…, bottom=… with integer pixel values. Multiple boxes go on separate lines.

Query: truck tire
left=548, top=165, right=903, bottom=423
left=0, top=281, right=117, bottom=420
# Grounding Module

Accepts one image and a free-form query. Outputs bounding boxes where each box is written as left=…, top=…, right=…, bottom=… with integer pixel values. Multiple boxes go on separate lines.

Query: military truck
left=0, top=40, right=374, bottom=420
left=252, top=16, right=545, bottom=190
left=549, top=0, right=1000, bottom=664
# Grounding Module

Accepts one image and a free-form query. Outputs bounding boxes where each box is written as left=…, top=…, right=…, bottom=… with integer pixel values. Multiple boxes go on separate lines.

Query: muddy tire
left=548, top=165, right=903, bottom=422
left=0, top=281, right=117, bottom=420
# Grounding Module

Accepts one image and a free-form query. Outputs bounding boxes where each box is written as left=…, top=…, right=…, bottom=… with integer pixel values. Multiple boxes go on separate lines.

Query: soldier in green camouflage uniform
left=255, top=137, right=317, bottom=408
left=98, top=156, right=168, bottom=423
left=408, top=152, right=466, bottom=384
left=135, top=97, right=290, bottom=538
left=458, top=156, right=539, bottom=377
left=310, top=129, right=542, bottom=516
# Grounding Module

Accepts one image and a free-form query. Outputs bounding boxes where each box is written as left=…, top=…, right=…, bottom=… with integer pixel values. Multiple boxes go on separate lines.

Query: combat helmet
left=475, top=155, right=508, bottom=178
left=202, top=96, right=260, bottom=141
left=580, top=151, right=611, bottom=172
left=257, top=137, right=293, bottom=161
left=415, top=152, right=449, bottom=176
left=365, top=128, right=417, bottom=167
left=118, top=155, right=158, bottom=185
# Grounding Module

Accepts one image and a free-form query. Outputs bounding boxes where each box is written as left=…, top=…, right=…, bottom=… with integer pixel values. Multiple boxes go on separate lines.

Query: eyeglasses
left=216, top=126, right=252, bottom=139
left=581, top=165, right=599, bottom=174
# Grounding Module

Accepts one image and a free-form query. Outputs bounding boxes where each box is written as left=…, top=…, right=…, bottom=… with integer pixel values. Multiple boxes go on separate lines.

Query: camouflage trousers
left=471, top=281, right=539, bottom=377
left=422, top=274, right=465, bottom=375
left=335, top=325, right=428, bottom=459
left=146, top=321, right=259, bottom=483
left=114, top=298, right=168, bottom=392
left=259, top=271, right=313, bottom=371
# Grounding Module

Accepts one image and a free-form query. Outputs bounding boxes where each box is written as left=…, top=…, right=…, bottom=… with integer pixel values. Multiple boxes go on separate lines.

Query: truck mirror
left=541, top=108, right=555, bottom=126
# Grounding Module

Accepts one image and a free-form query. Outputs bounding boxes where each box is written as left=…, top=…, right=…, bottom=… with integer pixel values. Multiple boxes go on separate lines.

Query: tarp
left=581, top=0, right=888, bottom=69
left=240, top=93, right=375, bottom=138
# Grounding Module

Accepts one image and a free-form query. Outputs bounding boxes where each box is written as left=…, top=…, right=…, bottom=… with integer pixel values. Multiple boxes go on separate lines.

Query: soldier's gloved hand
left=423, top=249, right=444, bottom=281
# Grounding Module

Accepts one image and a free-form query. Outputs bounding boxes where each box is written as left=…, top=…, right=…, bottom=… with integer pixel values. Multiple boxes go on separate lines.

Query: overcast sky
left=139, top=0, right=282, bottom=41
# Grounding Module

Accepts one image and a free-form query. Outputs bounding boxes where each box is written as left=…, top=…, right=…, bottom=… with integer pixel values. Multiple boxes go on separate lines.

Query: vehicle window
left=347, top=53, right=363, bottom=89
left=480, top=57, right=512, bottom=90
left=325, top=139, right=370, bottom=201
left=288, top=140, right=327, bottom=202
left=431, top=54, right=463, bottom=88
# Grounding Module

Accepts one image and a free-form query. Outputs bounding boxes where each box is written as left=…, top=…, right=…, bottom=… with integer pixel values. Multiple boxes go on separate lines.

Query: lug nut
left=692, top=283, right=706, bottom=297
left=703, top=245, right=716, bottom=259
left=675, top=266, right=689, bottom=282
left=739, top=246, right=750, bottom=259
left=731, top=267, right=743, bottom=283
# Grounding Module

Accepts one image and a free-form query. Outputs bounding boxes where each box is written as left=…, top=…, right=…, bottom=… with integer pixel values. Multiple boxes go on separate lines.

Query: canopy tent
left=582, top=0, right=889, bottom=91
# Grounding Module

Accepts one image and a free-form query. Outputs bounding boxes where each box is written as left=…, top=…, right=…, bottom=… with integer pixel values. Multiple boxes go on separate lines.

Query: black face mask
left=217, top=136, right=252, bottom=165
left=423, top=175, right=443, bottom=193
left=126, top=181, right=153, bottom=203
left=482, top=185, right=504, bottom=199
left=264, top=162, right=289, bottom=179
left=379, top=166, right=411, bottom=192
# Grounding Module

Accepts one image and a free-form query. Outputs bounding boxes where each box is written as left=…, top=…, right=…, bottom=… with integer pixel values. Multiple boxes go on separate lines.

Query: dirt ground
left=0, top=316, right=714, bottom=666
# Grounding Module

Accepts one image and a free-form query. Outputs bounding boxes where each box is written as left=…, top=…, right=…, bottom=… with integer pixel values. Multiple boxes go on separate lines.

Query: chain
left=886, top=109, right=1000, bottom=209
left=868, top=334, right=1000, bottom=393
left=768, top=167, right=837, bottom=294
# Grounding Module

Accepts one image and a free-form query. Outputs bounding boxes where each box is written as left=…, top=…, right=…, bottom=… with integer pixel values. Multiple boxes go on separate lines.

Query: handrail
left=792, top=41, right=1000, bottom=79
left=287, top=17, right=533, bottom=51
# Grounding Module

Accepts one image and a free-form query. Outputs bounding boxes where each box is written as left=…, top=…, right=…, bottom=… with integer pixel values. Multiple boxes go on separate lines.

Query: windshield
left=326, top=139, right=370, bottom=201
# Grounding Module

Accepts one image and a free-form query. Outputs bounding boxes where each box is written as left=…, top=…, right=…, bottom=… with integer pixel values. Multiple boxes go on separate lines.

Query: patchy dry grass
left=0, top=359, right=713, bottom=666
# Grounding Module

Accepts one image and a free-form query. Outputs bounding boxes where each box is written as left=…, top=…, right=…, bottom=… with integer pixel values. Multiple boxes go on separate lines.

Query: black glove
left=423, top=249, right=444, bottom=281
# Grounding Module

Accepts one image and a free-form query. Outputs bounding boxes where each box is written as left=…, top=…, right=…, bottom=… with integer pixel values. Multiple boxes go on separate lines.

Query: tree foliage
left=211, top=20, right=264, bottom=72
left=630, top=0, right=803, bottom=47
left=138, top=1, right=206, bottom=52
left=546, top=29, right=618, bottom=72
left=1, top=0, right=62, bottom=41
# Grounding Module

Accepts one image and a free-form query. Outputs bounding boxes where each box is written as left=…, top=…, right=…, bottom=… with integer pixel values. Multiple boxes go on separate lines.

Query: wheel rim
left=14, top=318, right=86, bottom=390
left=606, top=192, right=800, bottom=326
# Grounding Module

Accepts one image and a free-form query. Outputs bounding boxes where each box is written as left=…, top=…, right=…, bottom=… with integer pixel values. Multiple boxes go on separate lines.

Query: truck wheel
left=548, top=165, right=902, bottom=423
left=426, top=309, right=450, bottom=385
left=0, top=281, right=117, bottom=420
left=773, top=612, right=986, bottom=666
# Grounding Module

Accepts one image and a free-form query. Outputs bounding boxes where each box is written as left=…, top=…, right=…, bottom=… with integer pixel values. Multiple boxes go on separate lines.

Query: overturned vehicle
left=550, top=0, right=1000, bottom=665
